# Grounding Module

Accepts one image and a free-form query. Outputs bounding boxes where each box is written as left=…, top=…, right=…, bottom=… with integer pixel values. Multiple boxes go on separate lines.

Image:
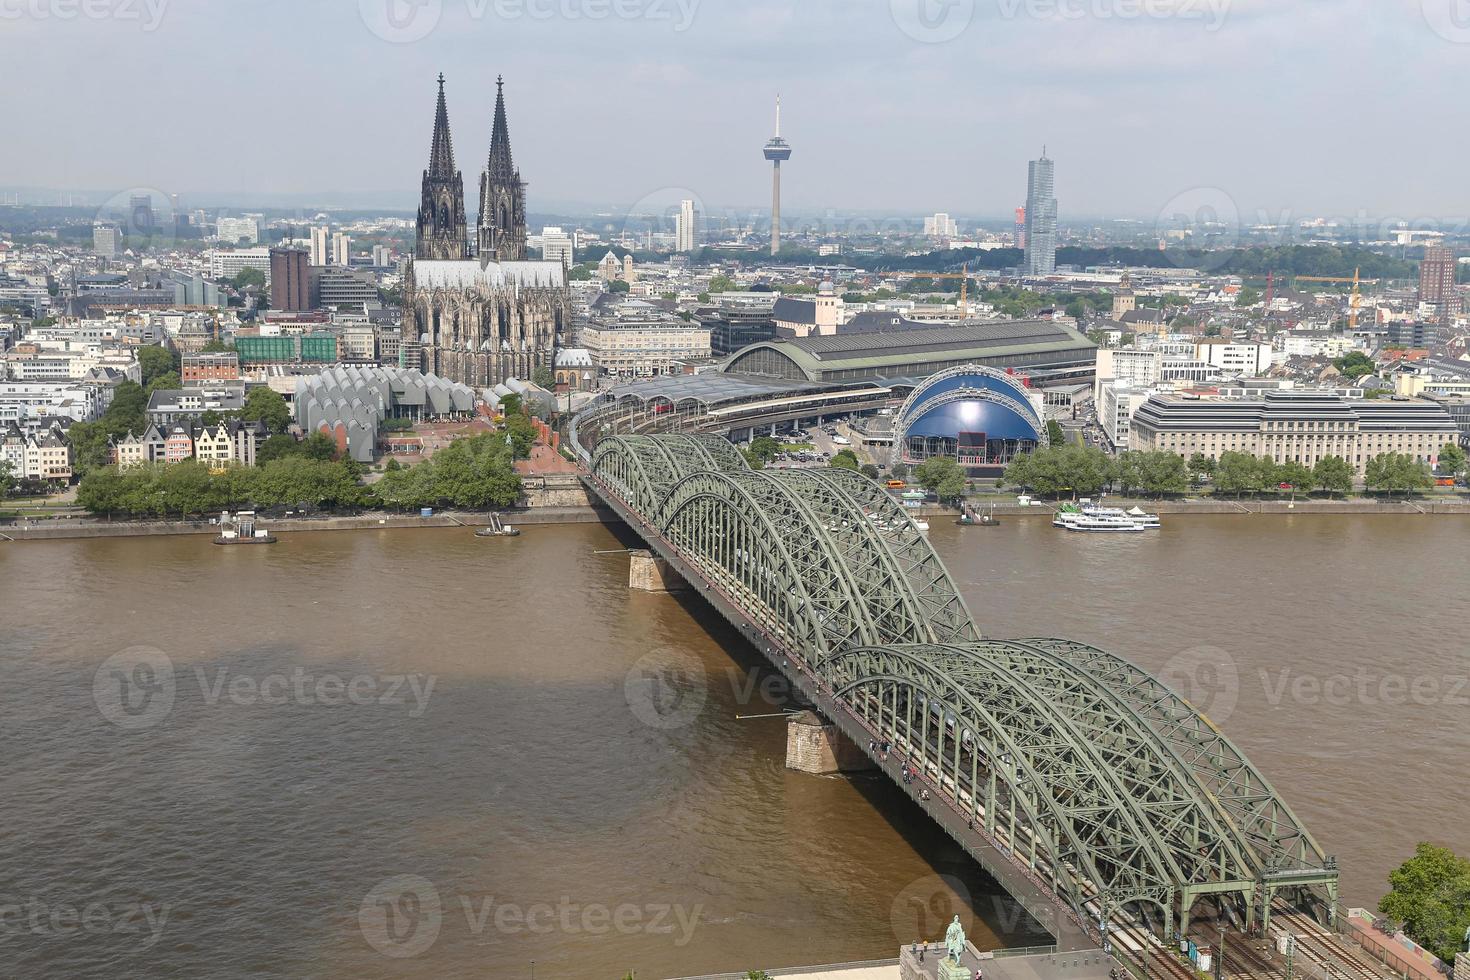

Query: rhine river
left=1, top=516, right=1466, bottom=977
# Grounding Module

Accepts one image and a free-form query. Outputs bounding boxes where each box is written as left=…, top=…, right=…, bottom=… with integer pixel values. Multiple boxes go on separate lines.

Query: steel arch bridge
left=580, top=428, right=1339, bottom=947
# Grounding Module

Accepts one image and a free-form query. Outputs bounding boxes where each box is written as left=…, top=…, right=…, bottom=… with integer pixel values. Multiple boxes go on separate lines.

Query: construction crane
left=887, top=263, right=972, bottom=317
left=1291, top=268, right=1378, bottom=329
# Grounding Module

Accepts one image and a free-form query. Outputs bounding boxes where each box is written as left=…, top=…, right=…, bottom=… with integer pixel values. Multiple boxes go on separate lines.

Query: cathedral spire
left=477, top=74, right=527, bottom=261
left=415, top=73, right=468, bottom=261
left=486, top=74, right=515, bottom=178
left=428, top=72, right=456, bottom=178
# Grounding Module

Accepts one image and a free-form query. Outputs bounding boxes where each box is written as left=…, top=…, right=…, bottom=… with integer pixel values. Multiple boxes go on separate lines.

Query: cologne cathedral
left=403, top=75, right=568, bottom=388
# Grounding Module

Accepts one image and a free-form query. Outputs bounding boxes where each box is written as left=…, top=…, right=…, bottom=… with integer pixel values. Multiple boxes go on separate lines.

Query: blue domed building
left=894, top=365, right=1049, bottom=474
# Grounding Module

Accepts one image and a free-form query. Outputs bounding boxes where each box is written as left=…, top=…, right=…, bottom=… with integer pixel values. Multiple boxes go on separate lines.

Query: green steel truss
left=585, top=432, right=1337, bottom=938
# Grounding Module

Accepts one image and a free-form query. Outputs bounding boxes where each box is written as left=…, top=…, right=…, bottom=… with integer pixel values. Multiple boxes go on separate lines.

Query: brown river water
left=0, top=515, right=1465, bottom=978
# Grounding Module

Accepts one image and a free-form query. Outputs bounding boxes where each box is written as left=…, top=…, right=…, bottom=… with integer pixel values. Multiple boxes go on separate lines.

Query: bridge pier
left=628, top=549, right=689, bottom=593
left=785, top=710, right=877, bottom=775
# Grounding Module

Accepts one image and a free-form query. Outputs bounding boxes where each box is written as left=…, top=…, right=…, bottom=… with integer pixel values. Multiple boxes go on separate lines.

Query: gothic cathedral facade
left=403, top=75, right=566, bottom=388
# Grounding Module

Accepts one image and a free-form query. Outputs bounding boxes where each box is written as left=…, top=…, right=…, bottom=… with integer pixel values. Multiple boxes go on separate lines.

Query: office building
left=924, top=213, right=958, bottom=238
left=216, top=216, right=259, bottom=244
left=210, top=247, right=273, bottom=281
left=310, top=226, right=330, bottom=266
left=1418, top=245, right=1459, bottom=319
left=1129, top=389, right=1458, bottom=474
left=1023, top=151, right=1057, bottom=276
left=332, top=231, right=351, bottom=267
left=676, top=200, right=697, bottom=253
left=310, top=266, right=379, bottom=311
left=93, top=223, right=120, bottom=258
left=541, top=226, right=574, bottom=267
left=181, top=352, right=241, bottom=386
left=270, top=247, right=311, bottom=312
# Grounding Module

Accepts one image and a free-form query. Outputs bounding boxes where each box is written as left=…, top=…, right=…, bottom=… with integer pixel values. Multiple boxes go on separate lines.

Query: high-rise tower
left=477, top=76, right=528, bottom=262
left=415, top=74, right=468, bottom=261
left=762, top=95, right=792, bottom=256
left=1023, top=150, right=1057, bottom=276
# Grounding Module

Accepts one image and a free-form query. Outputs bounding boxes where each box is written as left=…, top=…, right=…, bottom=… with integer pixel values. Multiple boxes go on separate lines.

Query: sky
left=4, top=0, right=1470, bottom=224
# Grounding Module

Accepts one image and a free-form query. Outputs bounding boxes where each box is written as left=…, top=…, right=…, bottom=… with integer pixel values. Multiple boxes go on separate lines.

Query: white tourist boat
left=1053, top=505, right=1145, bottom=533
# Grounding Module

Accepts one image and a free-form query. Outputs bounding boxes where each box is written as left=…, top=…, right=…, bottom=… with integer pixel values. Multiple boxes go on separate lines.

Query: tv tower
left=762, top=94, right=792, bottom=256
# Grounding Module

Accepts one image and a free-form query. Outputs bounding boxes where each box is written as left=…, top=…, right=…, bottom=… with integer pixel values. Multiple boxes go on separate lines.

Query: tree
left=1333, top=351, right=1376, bottom=381
left=1365, top=453, right=1433, bottom=496
left=914, top=456, right=967, bottom=501
left=1187, top=453, right=1214, bottom=487
left=890, top=462, right=909, bottom=481
left=301, top=430, right=339, bottom=461
left=1136, top=451, right=1189, bottom=497
left=0, top=458, right=14, bottom=499
left=1046, top=419, right=1066, bottom=446
left=145, top=371, right=181, bottom=396
left=830, top=449, right=860, bottom=471
left=1438, top=442, right=1467, bottom=477
left=257, top=433, right=303, bottom=463
left=231, top=267, right=266, bottom=291
left=1235, top=286, right=1262, bottom=307
left=749, top=435, right=780, bottom=464
left=1377, top=843, right=1470, bottom=963
left=708, top=274, right=735, bottom=294
left=239, top=386, right=293, bottom=433
left=740, top=448, right=765, bottom=470
left=504, top=412, right=537, bottom=459
left=1272, top=460, right=1313, bottom=500
left=1312, top=455, right=1354, bottom=496
left=136, top=345, right=179, bottom=386
left=860, top=463, right=880, bottom=479
left=1214, top=452, right=1268, bottom=497
left=531, top=365, right=556, bottom=390
left=607, top=279, right=630, bottom=294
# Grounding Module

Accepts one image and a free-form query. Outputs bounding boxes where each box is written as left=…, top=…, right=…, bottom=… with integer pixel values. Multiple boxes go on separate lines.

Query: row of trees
left=76, top=457, right=369, bottom=519
left=374, top=434, right=522, bottom=510
left=1007, top=446, right=1446, bottom=499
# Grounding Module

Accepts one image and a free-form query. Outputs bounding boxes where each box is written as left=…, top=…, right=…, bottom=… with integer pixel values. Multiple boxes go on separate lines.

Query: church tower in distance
left=415, top=73, right=468, bottom=261
left=476, top=76, right=528, bottom=261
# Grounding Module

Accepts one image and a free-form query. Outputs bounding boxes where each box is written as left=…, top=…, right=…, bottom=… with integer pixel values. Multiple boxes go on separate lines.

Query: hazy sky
left=4, top=0, right=1470, bottom=222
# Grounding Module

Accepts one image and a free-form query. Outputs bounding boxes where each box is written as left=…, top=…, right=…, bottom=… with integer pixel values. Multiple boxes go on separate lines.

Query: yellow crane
left=1291, top=268, right=1380, bottom=329
left=888, top=263, right=972, bottom=317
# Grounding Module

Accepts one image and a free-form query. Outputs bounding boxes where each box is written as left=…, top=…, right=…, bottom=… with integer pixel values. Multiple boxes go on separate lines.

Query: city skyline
left=5, top=1, right=1470, bottom=220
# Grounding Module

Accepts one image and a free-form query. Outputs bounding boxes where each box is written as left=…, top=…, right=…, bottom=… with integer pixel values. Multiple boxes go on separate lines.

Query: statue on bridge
left=945, top=915, right=967, bottom=963
left=1462, top=924, right=1470, bottom=953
